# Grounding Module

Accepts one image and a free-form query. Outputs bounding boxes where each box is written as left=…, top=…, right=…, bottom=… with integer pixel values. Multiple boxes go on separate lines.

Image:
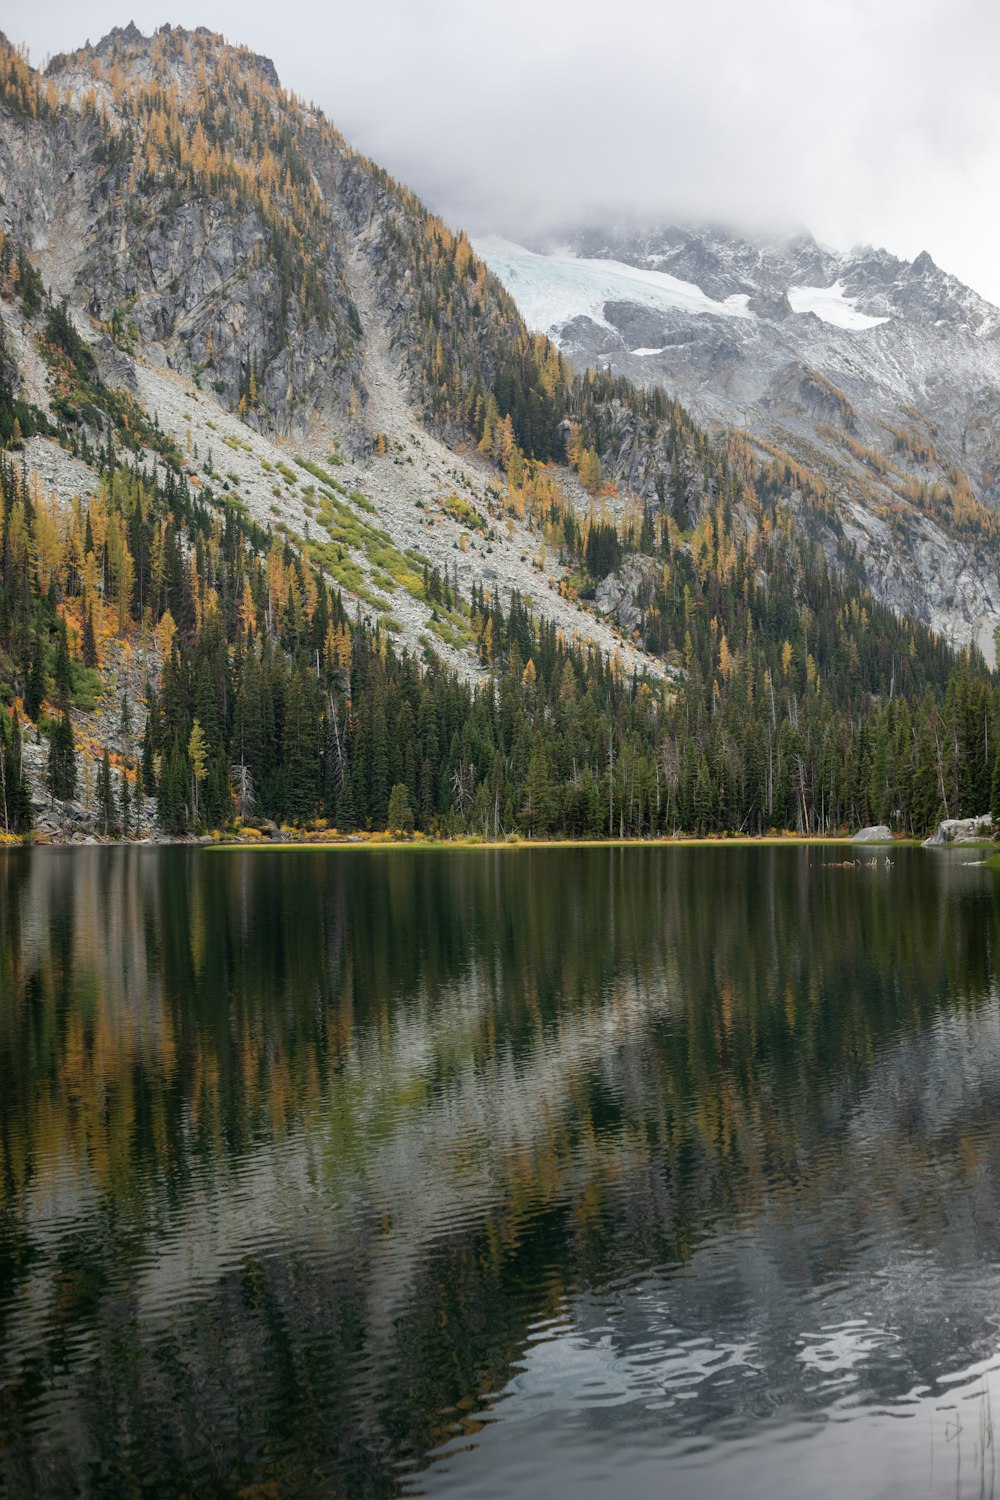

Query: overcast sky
left=14, top=0, right=1000, bottom=300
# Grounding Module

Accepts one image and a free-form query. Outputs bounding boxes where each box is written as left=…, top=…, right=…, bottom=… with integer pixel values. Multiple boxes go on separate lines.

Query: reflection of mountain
left=1, top=848, right=999, bottom=1495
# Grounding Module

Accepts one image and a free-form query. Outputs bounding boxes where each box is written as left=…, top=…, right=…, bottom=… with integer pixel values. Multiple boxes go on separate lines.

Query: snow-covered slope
left=785, top=281, right=889, bottom=331
left=473, top=236, right=752, bottom=334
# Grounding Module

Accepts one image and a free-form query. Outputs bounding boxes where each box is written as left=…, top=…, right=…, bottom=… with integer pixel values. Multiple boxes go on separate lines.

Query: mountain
left=478, top=226, right=1000, bottom=662
left=0, top=24, right=652, bottom=679
left=0, top=26, right=996, bottom=844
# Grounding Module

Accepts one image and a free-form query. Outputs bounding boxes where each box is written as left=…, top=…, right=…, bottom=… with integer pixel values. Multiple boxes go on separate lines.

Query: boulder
left=923, top=813, right=993, bottom=847
left=595, top=557, right=659, bottom=633
left=852, top=825, right=893, bottom=843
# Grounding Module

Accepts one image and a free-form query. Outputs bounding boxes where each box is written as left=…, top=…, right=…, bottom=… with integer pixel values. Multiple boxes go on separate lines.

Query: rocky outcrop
left=594, top=557, right=660, bottom=632
left=922, top=814, right=993, bottom=847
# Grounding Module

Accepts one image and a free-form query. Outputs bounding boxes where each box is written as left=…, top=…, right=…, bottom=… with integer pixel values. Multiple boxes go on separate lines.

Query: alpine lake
left=2, top=842, right=1000, bottom=1499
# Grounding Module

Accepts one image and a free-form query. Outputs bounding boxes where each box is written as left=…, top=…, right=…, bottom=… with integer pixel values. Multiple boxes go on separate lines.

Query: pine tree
left=25, top=634, right=45, bottom=721
left=53, top=618, right=72, bottom=705
left=337, top=761, right=357, bottom=832
left=280, top=663, right=319, bottom=823
left=0, top=711, right=32, bottom=835
left=387, top=782, right=415, bottom=837
left=47, top=711, right=77, bottom=802
left=157, top=746, right=187, bottom=835
left=81, top=605, right=98, bottom=668
left=523, top=735, right=554, bottom=838
left=96, top=748, right=116, bottom=836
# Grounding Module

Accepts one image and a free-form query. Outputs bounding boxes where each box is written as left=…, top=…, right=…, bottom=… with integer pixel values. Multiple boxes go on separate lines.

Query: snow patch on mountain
left=473, top=236, right=752, bottom=336
left=788, top=281, right=890, bottom=331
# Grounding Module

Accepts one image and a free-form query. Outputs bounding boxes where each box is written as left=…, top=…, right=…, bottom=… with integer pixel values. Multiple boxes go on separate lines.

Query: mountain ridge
left=479, top=222, right=1000, bottom=660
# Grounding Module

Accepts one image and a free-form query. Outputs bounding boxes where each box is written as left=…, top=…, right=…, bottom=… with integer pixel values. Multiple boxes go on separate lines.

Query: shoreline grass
left=8, top=834, right=971, bottom=854
left=203, top=833, right=925, bottom=853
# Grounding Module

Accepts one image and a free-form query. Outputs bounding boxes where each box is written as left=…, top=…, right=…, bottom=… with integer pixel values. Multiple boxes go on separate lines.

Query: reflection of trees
left=0, top=848, right=998, bottom=1496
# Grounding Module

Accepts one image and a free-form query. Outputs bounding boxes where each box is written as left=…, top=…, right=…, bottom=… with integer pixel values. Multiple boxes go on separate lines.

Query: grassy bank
left=204, top=832, right=921, bottom=853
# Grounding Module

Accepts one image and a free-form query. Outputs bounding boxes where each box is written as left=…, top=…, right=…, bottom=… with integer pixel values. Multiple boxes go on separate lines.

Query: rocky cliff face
left=0, top=26, right=369, bottom=441
left=479, top=226, right=1000, bottom=660
left=0, top=24, right=564, bottom=461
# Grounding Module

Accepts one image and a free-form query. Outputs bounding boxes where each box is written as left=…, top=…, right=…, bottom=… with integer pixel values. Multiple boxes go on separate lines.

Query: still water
left=1, top=845, right=1000, bottom=1497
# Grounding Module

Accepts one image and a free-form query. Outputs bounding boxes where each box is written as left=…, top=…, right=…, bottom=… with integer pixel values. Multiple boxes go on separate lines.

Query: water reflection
left=0, top=846, right=999, bottom=1497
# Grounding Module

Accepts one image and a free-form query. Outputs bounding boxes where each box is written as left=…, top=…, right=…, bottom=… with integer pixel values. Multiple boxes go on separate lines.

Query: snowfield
left=477, top=237, right=893, bottom=341
left=474, top=236, right=752, bottom=336
left=787, top=281, right=890, bottom=331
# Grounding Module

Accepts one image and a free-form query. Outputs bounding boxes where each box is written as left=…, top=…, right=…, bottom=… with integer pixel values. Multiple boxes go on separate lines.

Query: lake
left=1, top=844, right=999, bottom=1498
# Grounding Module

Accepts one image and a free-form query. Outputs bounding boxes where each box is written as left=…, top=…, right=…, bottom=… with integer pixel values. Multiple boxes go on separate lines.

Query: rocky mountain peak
left=909, top=249, right=938, bottom=276
left=4, top=17, right=1000, bottom=684
left=47, top=23, right=283, bottom=99
left=97, top=21, right=145, bottom=50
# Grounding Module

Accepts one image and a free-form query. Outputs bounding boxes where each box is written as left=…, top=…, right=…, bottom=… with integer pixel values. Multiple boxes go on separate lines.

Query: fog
left=13, top=0, right=1000, bottom=300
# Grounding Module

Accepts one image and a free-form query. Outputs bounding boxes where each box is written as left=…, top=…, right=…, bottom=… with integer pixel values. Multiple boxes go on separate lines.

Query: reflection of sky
left=421, top=1304, right=1000, bottom=1499
left=421, top=1362, right=1000, bottom=1499
left=500, top=1324, right=760, bottom=1413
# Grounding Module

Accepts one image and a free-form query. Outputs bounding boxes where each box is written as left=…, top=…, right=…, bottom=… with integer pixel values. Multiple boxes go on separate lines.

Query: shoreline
left=207, top=835, right=985, bottom=853
left=3, top=832, right=937, bottom=852
left=206, top=834, right=893, bottom=851
left=5, top=834, right=995, bottom=858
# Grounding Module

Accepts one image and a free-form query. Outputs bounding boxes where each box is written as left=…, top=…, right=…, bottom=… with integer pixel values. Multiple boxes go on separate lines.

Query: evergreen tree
left=81, top=605, right=98, bottom=668
left=0, top=711, right=32, bottom=835
left=280, top=662, right=319, bottom=822
left=387, top=782, right=415, bottom=837
left=96, top=748, right=116, bottom=836
left=47, top=711, right=77, bottom=802
left=53, top=618, right=72, bottom=705
left=25, top=634, right=45, bottom=721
